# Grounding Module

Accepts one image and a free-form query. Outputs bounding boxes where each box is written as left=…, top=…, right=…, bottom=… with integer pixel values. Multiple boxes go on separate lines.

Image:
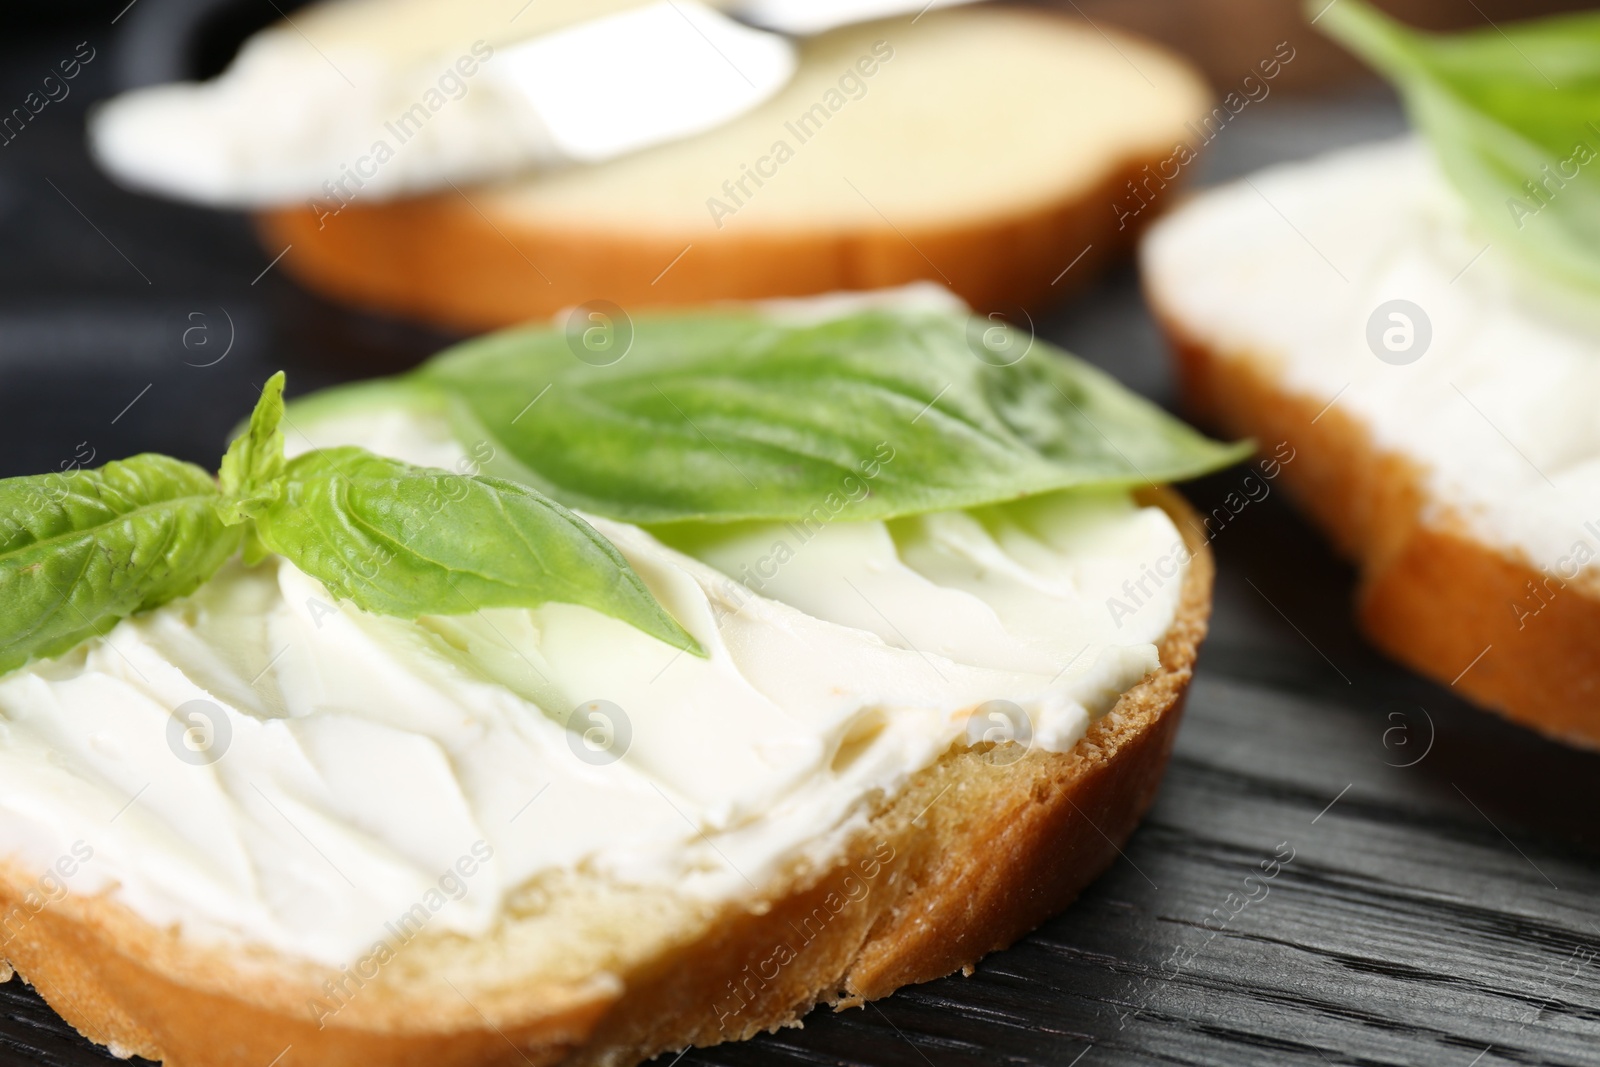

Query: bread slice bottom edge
left=250, top=146, right=1181, bottom=334
left=1155, top=306, right=1600, bottom=750
left=0, top=486, right=1213, bottom=1067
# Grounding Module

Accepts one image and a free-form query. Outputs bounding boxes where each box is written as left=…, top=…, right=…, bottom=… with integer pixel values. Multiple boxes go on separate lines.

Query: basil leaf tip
left=251, top=447, right=702, bottom=656
left=217, top=371, right=286, bottom=525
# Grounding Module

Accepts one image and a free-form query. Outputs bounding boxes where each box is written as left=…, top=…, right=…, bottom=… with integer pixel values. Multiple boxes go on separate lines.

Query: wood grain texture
left=0, top=20, right=1597, bottom=1067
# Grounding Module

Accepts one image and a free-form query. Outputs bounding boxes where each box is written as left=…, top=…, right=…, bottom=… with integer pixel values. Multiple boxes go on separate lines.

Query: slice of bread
left=1144, top=139, right=1600, bottom=749
left=0, top=488, right=1211, bottom=1067
left=257, top=7, right=1209, bottom=330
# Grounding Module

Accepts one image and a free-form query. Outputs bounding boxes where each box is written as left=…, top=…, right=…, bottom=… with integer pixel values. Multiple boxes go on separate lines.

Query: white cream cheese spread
left=88, top=0, right=794, bottom=207
left=0, top=403, right=1183, bottom=968
left=1144, top=137, right=1600, bottom=581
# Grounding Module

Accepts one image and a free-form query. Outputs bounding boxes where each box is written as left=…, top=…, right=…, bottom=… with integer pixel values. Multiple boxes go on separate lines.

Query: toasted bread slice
left=1144, top=139, right=1600, bottom=749
left=0, top=488, right=1211, bottom=1067
left=256, top=7, right=1209, bottom=331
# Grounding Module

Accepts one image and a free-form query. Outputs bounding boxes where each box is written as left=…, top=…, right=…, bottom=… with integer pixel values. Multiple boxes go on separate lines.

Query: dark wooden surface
left=2, top=9, right=1599, bottom=1067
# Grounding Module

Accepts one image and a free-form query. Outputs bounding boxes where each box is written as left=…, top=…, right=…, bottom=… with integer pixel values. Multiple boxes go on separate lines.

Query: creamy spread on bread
left=89, top=0, right=794, bottom=207
left=0, top=403, right=1185, bottom=966
left=1144, top=137, right=1600, bottom=581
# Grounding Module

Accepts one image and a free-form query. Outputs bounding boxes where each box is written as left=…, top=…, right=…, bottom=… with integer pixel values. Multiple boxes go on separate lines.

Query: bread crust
left=255, top=155, right=1170, bottom=334
left=1154, top=304, right=1600, bottom=749
left=0, top=489, right=1212, bottom=1066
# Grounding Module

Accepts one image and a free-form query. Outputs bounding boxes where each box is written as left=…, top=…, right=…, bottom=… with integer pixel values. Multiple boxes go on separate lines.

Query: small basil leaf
left=252, top=447, right=703, bottom=654
left=1317, top=0, right=1600, bottom=289
left=0, top=455, right=242, bottom=673
left=409, top=308, right=1247, bottom=524
left=218, top=371, right=287, bottom=525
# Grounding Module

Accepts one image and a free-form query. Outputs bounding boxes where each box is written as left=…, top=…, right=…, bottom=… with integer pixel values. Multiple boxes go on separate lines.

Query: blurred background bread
left=85, top=0, right=1598, bottom=329
left=254, top=6, right=1208, bottom=329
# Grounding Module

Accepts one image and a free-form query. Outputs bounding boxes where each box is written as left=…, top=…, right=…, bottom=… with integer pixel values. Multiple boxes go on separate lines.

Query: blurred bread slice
left=1144, top=138, right=1600, bottom=749
left=259, top=6, right=1209, bottom=330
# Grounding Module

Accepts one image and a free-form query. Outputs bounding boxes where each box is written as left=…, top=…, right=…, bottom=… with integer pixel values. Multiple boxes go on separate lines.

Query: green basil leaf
left=1317, top=0, right=1600, bottom=289
left=402, top=308, right=1246, bottom=524
left=217, top=371, right=287, bottom=525
left=0, top=456, right=242, bottom=673
left=252, top=446, right=702, bottom=654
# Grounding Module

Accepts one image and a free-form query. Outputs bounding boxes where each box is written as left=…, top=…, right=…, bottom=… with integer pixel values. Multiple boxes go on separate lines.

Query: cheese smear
left=1145, top=137, right=1600, bottom=581
left=0, top=405, right=1183, bottom=967
left=88, top=0, right=795, bottom=207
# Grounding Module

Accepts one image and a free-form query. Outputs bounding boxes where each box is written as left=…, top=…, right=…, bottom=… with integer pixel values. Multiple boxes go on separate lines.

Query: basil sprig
left=1317, top=0, right=1600, bottom=290
left=0, top=373, right=700, bottom=675
left=2, top=307, right=1245, bottom=675
left=300, top=308, right=1248, bottom=525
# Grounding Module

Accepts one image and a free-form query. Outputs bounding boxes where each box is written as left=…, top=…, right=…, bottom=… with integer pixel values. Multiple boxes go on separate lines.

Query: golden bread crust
left=254, top=156, right=1175, bottom=333
left=1155, top=303, right=1600, bottom=749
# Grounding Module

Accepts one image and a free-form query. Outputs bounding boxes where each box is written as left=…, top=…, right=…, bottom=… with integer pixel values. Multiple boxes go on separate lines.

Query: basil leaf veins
left=0, top=455, right=241, bottom=674
left=373, top=307, right=1248, bottom=525
left=251, top=446, right=701, bottom=654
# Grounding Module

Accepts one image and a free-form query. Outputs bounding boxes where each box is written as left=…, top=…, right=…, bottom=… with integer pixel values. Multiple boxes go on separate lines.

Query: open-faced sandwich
left=1146, top=1, right=1600, bottom=749
left=89, top=0, right=1211, bottom=328
left=0, top=292, right=1243, bottom=1065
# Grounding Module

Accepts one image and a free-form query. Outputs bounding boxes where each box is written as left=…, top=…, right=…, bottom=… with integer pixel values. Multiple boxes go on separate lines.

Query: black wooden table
left=1, top=9, right=1597, bottom=1067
